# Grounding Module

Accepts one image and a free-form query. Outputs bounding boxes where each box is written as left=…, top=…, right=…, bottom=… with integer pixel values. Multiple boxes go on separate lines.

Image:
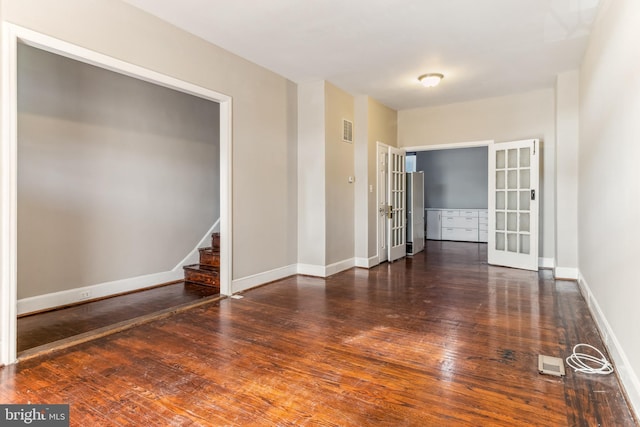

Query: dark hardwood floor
left=1, top=241, right=636, bottom=426
left=17, top=282, right=219, bottom=354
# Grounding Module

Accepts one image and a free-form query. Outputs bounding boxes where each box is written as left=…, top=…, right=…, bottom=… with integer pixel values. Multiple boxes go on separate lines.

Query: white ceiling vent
left=342, top=119, right=353, bottom=143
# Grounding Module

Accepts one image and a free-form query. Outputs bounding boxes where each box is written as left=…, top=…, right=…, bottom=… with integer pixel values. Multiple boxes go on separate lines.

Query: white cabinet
left=426, top=208, right=487, bottom=243
left=441, top=210, right=478, bottom=242
left=478, top=210, right=488, bottom=243
left=426, top=209, right=442, bottom=240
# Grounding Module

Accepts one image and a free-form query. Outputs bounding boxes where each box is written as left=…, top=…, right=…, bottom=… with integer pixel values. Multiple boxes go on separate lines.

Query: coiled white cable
left=565, top=343, right=614, bottom=375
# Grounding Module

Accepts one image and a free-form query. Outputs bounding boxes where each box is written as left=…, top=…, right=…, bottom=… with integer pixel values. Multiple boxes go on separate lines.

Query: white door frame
left=0, top=23, right=233, bottom=365
left=403, top=140, right=494, bottom=251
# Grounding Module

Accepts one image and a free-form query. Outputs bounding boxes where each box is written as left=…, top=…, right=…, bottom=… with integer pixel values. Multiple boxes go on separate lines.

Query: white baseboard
left=577, top=272, right=640, bottom=418
left=297, top=258, right=356, bottom=278
left=17, top=270, right=183, bottom=316
left=554, top=266, right=579, bottom=280
left=231, top=264, right=297, bottom=294
left=355, top=255, right=379, bottom=268
left=326, top=258, right=355, bottom=276
left=538, top=257, right=555, bottom=269
left=233, top=259, right=357, bottom=294
left=297, top=263, right=327, bottom=277
left=18, top=219, right=222, bottom=316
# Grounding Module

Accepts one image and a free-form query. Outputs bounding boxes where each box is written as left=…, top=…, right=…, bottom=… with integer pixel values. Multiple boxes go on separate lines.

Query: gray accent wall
left=416, top=147, right=488, bottom=209
left=17, top=44, right=220, bottom=299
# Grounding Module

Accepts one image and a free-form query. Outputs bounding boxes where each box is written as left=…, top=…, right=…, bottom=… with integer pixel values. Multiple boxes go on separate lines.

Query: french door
left=387, top=146, right=406, bottom=262
left=377, top=144, right=389, bottom=263
left=488, top=139, right=539, bottom=271
left=377, top=143, right=406, bottom=264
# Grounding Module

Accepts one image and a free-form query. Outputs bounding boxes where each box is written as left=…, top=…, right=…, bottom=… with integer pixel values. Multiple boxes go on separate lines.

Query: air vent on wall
left=342, top=119, right=353, bottom=143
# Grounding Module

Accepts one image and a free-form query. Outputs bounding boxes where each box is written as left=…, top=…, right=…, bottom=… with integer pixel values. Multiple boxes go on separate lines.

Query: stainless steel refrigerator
left=406, top=172, right=425, bottom=255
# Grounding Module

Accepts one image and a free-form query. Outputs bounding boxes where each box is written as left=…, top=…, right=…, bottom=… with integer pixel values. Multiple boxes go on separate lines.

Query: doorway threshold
left=17, top=283, right=222, bottom=362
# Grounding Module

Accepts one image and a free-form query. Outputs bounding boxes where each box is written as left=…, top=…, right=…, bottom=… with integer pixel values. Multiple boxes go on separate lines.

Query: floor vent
left=538, top=354, right=566, bottom=377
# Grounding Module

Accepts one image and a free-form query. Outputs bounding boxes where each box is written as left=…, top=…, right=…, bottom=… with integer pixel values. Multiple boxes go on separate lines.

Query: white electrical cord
left=565, top=343, right=614, bottom=375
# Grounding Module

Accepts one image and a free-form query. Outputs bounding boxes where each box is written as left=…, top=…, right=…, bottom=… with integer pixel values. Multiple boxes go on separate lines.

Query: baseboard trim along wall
left=17, top=270, right=183, bottom=316
left=577, top=272, right=640, bottom=418
left=231, top=264, right=298, bottom=294
left=297, top=258, right=356, bottom=278
left=19, top=220, right=221, bottom=316
left=325, top=258, right=356, bottom=276
left=554, top=266, right=579, bottom=280
left=538, top=257, right=555, bottom=269
left=296, top=264, right=327, bottom=277
left=355, top=256, right=379, bottom=268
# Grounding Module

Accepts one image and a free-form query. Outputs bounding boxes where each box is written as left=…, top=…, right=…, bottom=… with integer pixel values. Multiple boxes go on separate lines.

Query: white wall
left=554, top=70, right=579, bottom=279
left=297, top=82, right=357, bottom=272
left=354, top=96, right=368, bottom=263
left=354, top=96, right=399, bottom=265
left=367, top=99, right=398, bottom=257
left=17, top=44, right=219, bottom=299
left=1, top=0, right=298, bottom=281
left=398, top=89, right=556, bottom=260
left=297, top=81, right=326, bottom=267
left=325, top=83, right=355, bottom=265
left=579, top=0, right=640, bottom=414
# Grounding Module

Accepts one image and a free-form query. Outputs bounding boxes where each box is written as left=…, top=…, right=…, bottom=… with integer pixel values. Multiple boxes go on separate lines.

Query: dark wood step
left=199, top=247, right=220, bottom=267
left=183, top=264, right=220, bottom=289
left=211, top=232, right=220, bottom=251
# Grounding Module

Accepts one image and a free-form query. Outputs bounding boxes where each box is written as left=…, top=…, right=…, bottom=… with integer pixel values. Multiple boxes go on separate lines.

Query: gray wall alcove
left=416, top=146, right=488, bottom=209
left=17, top=43, right=220, bottom=300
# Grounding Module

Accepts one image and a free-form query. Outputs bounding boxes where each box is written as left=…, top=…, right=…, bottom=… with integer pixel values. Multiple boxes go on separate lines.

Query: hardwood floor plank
left=1, top=242, right=636, bottom=426
left=17, top=282, right=219, bottom=353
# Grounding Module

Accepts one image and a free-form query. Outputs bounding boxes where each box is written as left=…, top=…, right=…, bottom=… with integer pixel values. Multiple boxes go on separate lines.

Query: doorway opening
left=410, top=141, right=491, bottom=263
left=1, top=24, right=233, bottom=365
left=407, top=139, right=540, bottom=272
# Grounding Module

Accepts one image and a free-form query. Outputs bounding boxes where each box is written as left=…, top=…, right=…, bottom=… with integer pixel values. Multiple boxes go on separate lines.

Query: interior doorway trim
left=403, top=139, right=494, bottom=153
left=0, top=23, right=233, bottom=365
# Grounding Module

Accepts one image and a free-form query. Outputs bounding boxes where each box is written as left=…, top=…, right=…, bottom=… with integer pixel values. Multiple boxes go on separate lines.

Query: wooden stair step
left=211, top=232, right=220, bottom=251
left=184, top=264, right=220, bottom=289
left=198, top=247, right=220, bottom=267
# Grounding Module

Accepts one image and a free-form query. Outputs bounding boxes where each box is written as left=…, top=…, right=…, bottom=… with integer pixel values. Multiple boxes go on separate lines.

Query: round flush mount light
left=418, top=73, right=444, bottom=88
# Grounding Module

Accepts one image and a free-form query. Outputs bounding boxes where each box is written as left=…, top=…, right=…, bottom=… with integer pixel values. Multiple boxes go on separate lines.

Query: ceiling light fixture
left=418, top=73, right=444, bottom=88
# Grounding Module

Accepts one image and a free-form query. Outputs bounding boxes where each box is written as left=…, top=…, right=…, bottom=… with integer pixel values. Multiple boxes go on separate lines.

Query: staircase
left=183, top=232, right=220, bottom=292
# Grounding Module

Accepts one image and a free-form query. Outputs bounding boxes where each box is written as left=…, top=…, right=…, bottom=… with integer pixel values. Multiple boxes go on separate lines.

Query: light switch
left=348, top=176, right=355, bottom=183
left=369, top=185, right=373, bottom=193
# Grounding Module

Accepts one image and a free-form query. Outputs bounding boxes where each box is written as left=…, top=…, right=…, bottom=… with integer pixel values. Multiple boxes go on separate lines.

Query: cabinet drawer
left=478, top=222, right=488, bottom=232
left=459, top=210, right=478, bottom=218
left=478, top=217, right=488, bottom=228
left=441, top=216, right=456, bottom=227
left=478, top=210, right=488, bottom=219
left=442, top=227, right=479, bottom=242
left=442, top=216, right=478, bottom=228
left=442, top=210, right=459, bottom=217
left=478, top=230, right=488, bottom=242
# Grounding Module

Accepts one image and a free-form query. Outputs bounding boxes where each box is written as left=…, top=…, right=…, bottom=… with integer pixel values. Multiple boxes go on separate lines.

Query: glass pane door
left=488, top=140, right=539, bottom=271
left=388, top=146, right=406, bottom=262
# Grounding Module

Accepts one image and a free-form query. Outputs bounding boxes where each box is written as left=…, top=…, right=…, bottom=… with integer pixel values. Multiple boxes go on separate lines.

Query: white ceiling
left=124, top=0, right=600, bottom=110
